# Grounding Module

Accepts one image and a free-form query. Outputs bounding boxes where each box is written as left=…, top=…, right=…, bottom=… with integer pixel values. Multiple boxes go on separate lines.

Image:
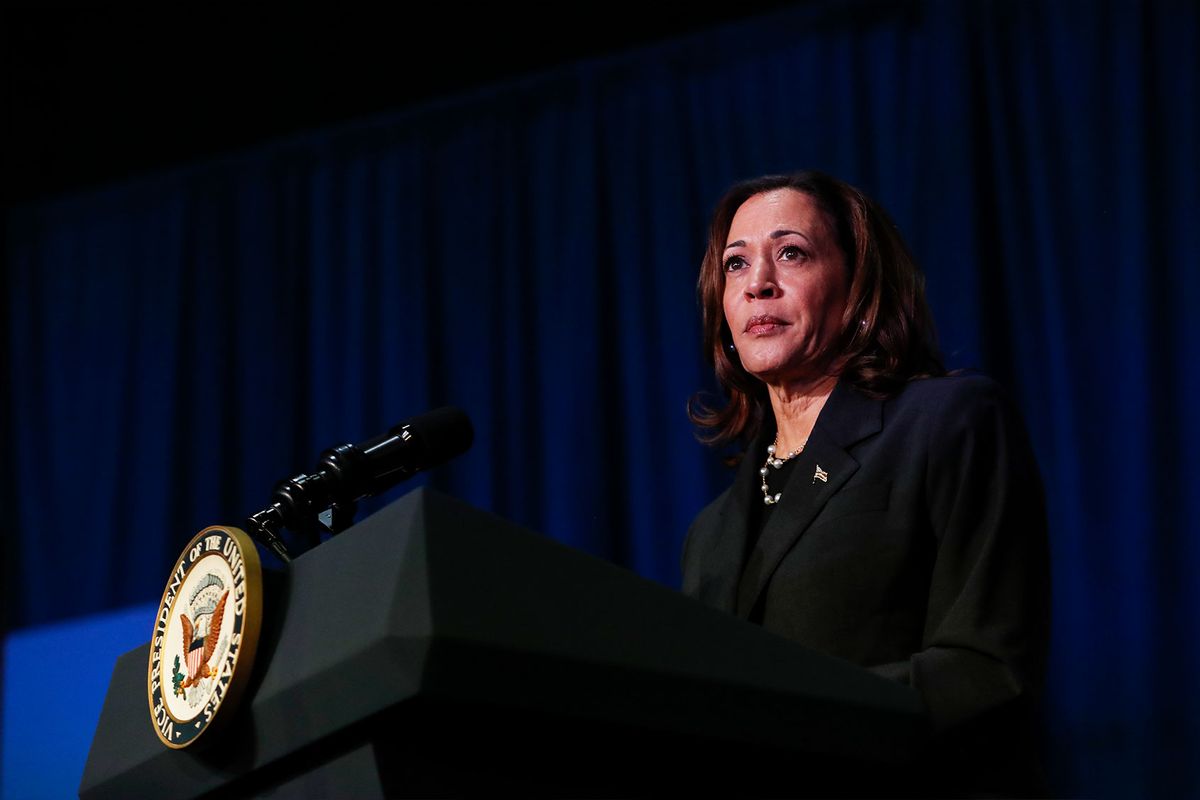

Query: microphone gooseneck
left=245, top=406, right=474, bottom=562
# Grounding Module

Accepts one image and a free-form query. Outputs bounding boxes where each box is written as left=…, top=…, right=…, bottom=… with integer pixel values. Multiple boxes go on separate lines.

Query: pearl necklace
left=760, top=436, right=807, bottom=505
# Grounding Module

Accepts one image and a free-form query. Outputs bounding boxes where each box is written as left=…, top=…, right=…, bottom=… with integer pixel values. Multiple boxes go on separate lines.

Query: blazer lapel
left=734, top=380, right=884, bottom=619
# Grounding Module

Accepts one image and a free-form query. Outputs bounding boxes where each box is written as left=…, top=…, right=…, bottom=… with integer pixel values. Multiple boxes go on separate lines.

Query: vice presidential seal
left=147, top=526, right=263, bottom=749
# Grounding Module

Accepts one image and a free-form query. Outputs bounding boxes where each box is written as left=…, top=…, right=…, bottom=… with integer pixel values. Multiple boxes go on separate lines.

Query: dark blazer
left=682, top=374, right=1052, bottom=794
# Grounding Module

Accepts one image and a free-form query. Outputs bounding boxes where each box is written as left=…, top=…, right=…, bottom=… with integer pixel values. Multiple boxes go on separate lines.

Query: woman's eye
left=779, top=245, right=806, bottom=261
left=723, top=255, right=747, bottom=272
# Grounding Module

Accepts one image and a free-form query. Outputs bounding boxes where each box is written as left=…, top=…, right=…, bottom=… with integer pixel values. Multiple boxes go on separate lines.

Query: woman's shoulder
left=888, top=371, right=1018, bottom=414
left=879, top=371, right=1030, bottom=439
left=689, top=485, right=731, bottom=531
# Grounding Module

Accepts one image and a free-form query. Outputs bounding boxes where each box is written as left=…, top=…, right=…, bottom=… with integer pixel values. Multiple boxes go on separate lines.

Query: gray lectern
left=79, top=487, right=930, bottom=798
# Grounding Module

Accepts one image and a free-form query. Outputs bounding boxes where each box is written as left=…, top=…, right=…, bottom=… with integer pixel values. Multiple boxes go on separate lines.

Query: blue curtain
left=4, top=1, right=1197, bottom=796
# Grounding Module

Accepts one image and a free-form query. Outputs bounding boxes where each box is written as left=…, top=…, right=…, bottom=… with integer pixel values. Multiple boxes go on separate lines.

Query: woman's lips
left=745, top=315, right=789, bottom=334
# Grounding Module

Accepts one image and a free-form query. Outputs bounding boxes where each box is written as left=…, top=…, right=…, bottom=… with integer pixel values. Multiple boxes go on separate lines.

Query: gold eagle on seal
left=179, top=589, right=230, bottom=688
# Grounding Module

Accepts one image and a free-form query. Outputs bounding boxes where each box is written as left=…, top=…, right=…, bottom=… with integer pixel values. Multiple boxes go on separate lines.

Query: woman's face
left=721, top=188, right=849, bottom=387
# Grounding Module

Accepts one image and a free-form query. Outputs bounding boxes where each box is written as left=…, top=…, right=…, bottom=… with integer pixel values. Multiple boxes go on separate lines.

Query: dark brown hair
left=689, top=170, right=945, bottom=447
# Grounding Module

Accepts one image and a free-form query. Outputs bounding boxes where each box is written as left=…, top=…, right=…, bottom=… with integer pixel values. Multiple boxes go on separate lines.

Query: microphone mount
left=244, top=407, right=474, bottom=563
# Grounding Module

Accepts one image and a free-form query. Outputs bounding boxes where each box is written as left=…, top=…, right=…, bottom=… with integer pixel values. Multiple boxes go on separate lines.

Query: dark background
left=3, top=2, right=795, bottom=209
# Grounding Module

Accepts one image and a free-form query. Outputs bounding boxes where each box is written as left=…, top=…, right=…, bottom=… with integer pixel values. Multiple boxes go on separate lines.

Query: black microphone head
left=401, top=406, right=474, bottom=467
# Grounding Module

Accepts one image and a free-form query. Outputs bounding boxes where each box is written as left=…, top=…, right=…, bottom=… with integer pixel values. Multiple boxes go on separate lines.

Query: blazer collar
left=732, top=378, right=884, bottom=619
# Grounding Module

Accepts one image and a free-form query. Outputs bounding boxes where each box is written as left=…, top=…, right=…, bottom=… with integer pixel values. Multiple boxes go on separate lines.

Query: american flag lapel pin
left=812, top=465, right=829, bottom=484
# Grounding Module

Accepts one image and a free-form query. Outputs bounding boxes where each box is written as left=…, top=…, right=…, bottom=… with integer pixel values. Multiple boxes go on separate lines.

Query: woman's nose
left=744, top=260, right=778, bottom=299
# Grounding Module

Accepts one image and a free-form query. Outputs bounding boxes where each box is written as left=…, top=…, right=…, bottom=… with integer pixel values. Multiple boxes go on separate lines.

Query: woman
left=682, top=170, right=1051, bottom=796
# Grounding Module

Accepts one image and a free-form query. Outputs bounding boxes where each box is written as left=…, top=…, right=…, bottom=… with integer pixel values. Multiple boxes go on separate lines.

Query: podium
left=79, top=487, right=930, bottom=798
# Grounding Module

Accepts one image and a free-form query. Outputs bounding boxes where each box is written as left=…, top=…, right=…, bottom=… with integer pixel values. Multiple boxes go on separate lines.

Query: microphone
left=245, top=406, right=474, bottom=562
